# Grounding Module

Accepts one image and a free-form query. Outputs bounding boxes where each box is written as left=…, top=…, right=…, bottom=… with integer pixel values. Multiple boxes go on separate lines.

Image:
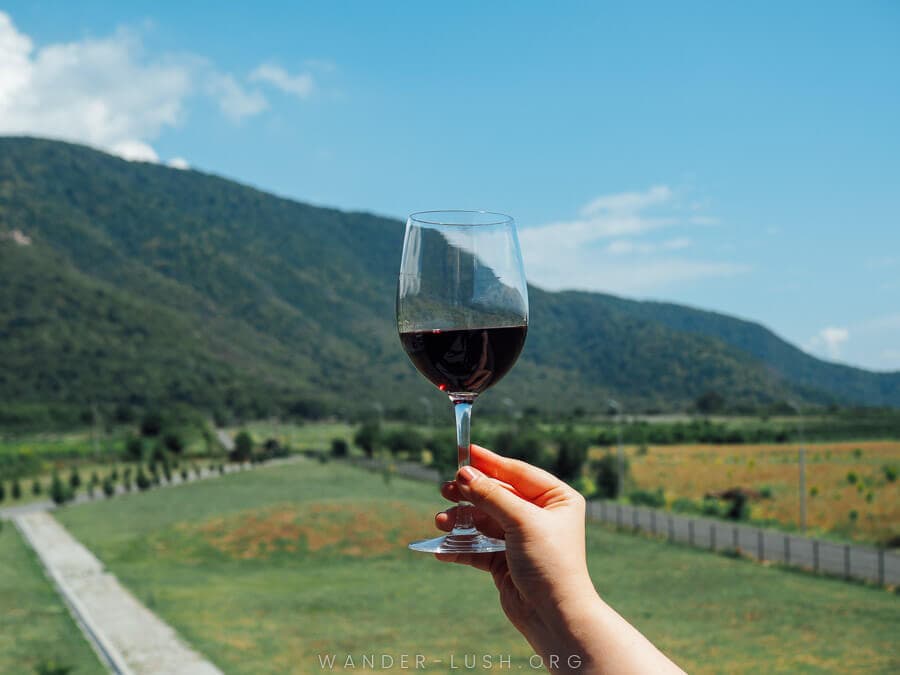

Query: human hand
left=436, top=444, right=683, bottom=675
left=435, top=444, right=593, bottom=635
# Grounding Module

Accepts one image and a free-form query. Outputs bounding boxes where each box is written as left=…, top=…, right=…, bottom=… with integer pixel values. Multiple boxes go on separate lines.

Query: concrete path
left=16, top=511, right=222, bottom=675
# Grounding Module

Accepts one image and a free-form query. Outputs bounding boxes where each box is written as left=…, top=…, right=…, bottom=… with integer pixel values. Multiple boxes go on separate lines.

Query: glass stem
left=452, top=398, right=475, bottom=532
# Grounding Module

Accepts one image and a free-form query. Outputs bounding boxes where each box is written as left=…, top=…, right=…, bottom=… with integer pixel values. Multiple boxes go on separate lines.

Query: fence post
left=617, top=504, right=622, bottom=529
left=632, top=507, right=639, bottom=531
left=812, top=540, right=819, bottom=572
left=878, top=549, right=885, bottom=586
left=710, top=523, right=716, bottom=551
left=732, top=526, right=739, bottom=551
left=843, top=544, right=851, bottom=580
left=651, top=510, right=657, bottom=535
left=688, top=520, right=695, bottom=546
left=784, top=536, right=790, bottom=565
left=757, top=530, right=764, bottom=560
left=601, top=501, right=607, bottom=521
left=668, top=515, right=674, bottom=542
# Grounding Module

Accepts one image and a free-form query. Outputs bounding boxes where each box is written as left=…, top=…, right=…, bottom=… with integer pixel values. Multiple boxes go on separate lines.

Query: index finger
left=469, top=444, right=564, bottom=501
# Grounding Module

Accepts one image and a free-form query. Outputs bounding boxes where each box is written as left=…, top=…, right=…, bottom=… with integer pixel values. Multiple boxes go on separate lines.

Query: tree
left=125, top=435, right=143, bottom=461
left=163, top=432, right=184, bottom=454
left=135, top=466, right=151, bottom=491
left=330, top=438, right=349, bottom=458
left=31, top=479, right=42, bottom=496
left=231, top=431, right=254, bottom=462
left=11, top=478, right=22, bottom=500
left=594, top=453, right=628, bottom=499
left=102, top=477, right=116, bottom=498
left=68, top=467, right=81, bottom=490
left=140, top=411, right=163, bottom=437
left=0, top=482, right=5, bottom=503
left=50, top=473, right=72, bottom=505
left=353, top=421, right=381, bottom=458
left=553, top=429, right=589, bottom=483
left=695, top=390, right=725, bottom=414
left=383, top=426, right=425, bottom=458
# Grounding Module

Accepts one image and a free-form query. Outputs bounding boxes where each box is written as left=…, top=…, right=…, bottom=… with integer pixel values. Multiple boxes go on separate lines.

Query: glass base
left=409, top=528, right=506, bottom=553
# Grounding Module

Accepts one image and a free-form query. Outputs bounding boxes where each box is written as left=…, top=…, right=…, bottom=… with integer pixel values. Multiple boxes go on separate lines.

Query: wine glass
left=397, top=210, right=529, bottom=553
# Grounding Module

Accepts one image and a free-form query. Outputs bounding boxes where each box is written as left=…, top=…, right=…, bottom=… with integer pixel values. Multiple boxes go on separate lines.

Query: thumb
left=456, top=465, right=535, bottom=530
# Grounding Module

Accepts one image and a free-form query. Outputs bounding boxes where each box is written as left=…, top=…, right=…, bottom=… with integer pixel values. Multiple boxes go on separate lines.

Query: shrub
left=135, top=467, right=151, bottom=491
left=31, top=479, right=42, bottom=496
left=330, top=438, right=349, bottom=458
left=573, top=475, right=597, bottom=498
left=35, top=660, right=73, bottom=675
left=353, top=421, right=381, bottom=458
left=848, top=509, right=859, bottom=522
left=424, top=429, right=458, bottom=480
left=882, top=464, right=898, bottom=483
left=809, top=486, right=819, bottom=497
left=218, top=463, right=225, bottom=475
left=163, top=432, right=185, bottom=454
left=50, top=473, right=72, bottom=505
left=181, top=468, right=189, bottom=481
left=231, top=431, right=253, bottom=462
left=700, top=497, right=722, bottom=517
left=140, top=411, right=163, bottom=437
left=628, top=488, right=665, bottom=508
left=384, top=426, right=426, bottom=457
left=0, top=482, right=4, bottom=502
left=846, top=471, right=858, bottom=485
left=593, top=453, right=627, bottom=499
left=11, top=478, right=21, bottom=500
left=671, top=497, right=697, bottom=514
left=102, top=477, right=115, bottom=498
left=493, top=428, right=548, bottom=470
left=553, top=429, right=589, bottom=483
left=68, top=468, right=81, bottom=490
left=125, top=435, right=143, bottom=461
left=636, top=443, right=649, bottom=457
left=852, top=448, right=863, bottom=459
left=759, top=485, right=773, bottom=499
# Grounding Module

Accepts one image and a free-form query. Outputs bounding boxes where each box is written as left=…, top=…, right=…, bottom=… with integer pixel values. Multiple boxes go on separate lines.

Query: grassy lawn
left=55, top=458, right=899, bottom=674
left=0, top=523, right=104, bottom=674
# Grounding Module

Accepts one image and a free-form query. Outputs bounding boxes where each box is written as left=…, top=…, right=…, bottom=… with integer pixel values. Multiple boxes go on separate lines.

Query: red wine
left=400, top=325, right=527, bottom=395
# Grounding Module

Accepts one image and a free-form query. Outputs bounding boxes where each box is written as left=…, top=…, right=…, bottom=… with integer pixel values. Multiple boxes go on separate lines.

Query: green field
left=0, top=523, right=104, bottom=674
left=54, top=458, right=900, bottom=674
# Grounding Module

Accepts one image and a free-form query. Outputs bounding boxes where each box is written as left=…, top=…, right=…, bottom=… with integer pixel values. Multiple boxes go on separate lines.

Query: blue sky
left=2, top=1, right=898, bottom=371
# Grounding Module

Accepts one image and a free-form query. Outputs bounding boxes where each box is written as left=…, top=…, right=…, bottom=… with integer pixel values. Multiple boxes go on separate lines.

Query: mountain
left=0, top=137, right=897, bottom=426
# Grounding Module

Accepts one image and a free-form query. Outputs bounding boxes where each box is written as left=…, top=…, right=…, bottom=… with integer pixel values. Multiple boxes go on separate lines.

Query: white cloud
left=250, top=63, right=314, bottom=98
left=167, top=157, right=190, bottom=169
left=519, top=186, right=746, bottom=294
left=806, top=326, right=849, bottom=360
left=0, top=13, right=190, bottom=161
left=207, top=73, right=267, bottom=121
left=0, top=12, right=322, bottom=160
left=110, top=140, right=159, bottom=163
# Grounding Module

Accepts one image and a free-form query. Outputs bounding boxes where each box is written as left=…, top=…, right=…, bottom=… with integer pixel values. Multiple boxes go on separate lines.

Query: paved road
left=16, top=511, right=222, bottom=675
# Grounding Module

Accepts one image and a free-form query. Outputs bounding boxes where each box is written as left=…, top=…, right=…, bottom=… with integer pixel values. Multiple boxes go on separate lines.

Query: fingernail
left=458, top=465, right=479, bottom=484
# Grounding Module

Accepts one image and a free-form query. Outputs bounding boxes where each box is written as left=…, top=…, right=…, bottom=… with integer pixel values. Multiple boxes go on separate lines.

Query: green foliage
left=353, top=422, right=381, bottom=458
left=125, top=436, right=143, bottom=461
left=758, top=485, right=773, bottom=499
left=102, top=477, right=115, bottom=498
left=68, top=468, right=81, bottom=490
left=383, top=426, right=426, bottom=457
left=628, top=487, right=665, bottom=508
left=882, top=464, right=897, bottom=482
left=846, top=471, right=858, bottom=485
left=11, top=478, right=21, bottom=500
left=552, top=428, right=589, bottom=483
left=35, top=660, right=74, bottom=675
left=31, top=479, right=42, bottom=496
left=135, top=467, right=151, bottom=491
left=2, top=138, right=898, bottom=431
left=231, top=431, right=254, bottom=463
left=593, top=452, right=628, bottom=499
left=492, top=428, right=548, bottom=470
left=330, top=438, right=349, bottom=458
left=0, top=482, right=4, bottom=502
left=424, top=429, right=458, bottom=480
left=50, top=473, right=73, bottom=505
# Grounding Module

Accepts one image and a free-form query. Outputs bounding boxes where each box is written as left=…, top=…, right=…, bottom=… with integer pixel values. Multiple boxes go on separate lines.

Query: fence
left=586, top=500, right=900, bottom=587
left=341, top=457, right=899, bottom=588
